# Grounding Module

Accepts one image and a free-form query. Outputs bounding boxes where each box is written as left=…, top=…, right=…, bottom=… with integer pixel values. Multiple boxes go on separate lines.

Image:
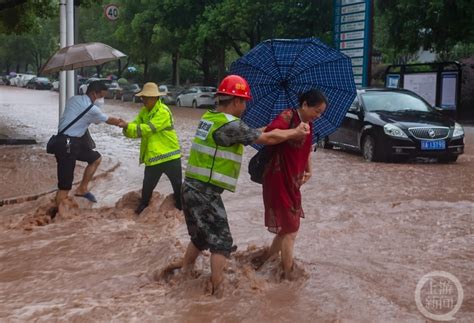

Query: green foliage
left=376, top=0, right=474, bottom=59
left=0, top=0, right=57, bottom=34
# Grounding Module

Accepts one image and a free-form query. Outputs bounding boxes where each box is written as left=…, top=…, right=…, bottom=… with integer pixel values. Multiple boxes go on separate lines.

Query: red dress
left=262, top=109, right=312, bottom=234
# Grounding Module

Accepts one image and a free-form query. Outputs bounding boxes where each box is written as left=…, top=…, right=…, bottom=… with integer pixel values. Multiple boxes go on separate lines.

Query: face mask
left=94, top=97, right=105, bottom=108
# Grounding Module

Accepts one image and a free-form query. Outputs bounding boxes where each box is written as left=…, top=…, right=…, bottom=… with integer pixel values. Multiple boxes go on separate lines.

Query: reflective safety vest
left=185, top=111, right=244, bottom=192
left=123, top=100, right=181, bottom=166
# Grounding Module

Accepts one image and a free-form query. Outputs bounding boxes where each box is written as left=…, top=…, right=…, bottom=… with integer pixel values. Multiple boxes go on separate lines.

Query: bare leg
left=267, top=234, right=284, bottom=259
left=251, top=234, right=283, bottom=269
left=55, top=189, right=69, bottom=206
left=76, top=157, right=101, bottom=195
left=281, top=232, right=297, bottom=279
left=182, top=242, right=200, bottom=272
left=210, top=253, right=226, bottom=294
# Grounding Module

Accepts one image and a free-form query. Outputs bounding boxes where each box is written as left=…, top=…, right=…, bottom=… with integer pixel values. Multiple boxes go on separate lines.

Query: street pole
left=59, top=0, right=67, bottom=118
left=66, top=0, right=75, bottom=100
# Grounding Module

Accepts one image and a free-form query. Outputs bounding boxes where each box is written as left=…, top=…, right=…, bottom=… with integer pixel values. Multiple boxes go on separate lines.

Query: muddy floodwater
left=0, top=86, right=473, bottom=322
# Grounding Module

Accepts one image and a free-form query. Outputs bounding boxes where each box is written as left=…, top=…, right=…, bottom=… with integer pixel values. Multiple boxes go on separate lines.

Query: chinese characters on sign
left=333, top=0, right=372, bottom=87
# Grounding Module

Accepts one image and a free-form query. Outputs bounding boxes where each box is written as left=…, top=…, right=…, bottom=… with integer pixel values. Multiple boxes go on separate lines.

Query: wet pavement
left=0, top=86, right=473, bottom=321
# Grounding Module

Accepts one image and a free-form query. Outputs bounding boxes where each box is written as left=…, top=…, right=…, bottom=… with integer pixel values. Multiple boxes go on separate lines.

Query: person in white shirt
left=54, top=81, right=122, bottom=207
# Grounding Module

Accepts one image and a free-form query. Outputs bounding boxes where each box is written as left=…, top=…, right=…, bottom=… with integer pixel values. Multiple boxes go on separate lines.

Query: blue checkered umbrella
left=230, top=38, right=357, bottom=143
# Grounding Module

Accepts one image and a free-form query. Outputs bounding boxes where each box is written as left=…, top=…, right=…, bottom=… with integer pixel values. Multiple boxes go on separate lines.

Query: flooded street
left=0, top=86, right=473, bottom=321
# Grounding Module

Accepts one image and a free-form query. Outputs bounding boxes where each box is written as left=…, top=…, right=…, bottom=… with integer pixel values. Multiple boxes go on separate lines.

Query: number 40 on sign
left=104, top=4, right=119, bottom=21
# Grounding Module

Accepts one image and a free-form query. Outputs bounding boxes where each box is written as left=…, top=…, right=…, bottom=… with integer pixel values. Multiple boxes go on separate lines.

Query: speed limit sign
left=104, top=4, right=119, bottom=21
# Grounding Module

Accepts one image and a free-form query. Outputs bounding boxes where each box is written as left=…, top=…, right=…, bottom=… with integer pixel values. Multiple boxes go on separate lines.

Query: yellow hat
left=135, top=82, right=166, bottom=97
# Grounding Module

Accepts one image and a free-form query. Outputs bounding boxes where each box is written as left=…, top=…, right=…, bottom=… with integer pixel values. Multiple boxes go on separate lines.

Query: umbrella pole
left=59, top=0, right=67, bottom=118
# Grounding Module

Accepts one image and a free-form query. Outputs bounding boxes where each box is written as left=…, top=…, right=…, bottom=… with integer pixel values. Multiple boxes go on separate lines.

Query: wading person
left=253, top=89, right=327, bottom=280
left=118, top=82, right=182, bottom=214
left=55, top=81, right=122, bottom=206
left=180, top=75, right=310, bottom=295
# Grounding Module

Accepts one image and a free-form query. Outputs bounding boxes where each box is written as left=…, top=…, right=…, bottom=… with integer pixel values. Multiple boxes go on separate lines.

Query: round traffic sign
left=104, top=4, right=119, bottom=21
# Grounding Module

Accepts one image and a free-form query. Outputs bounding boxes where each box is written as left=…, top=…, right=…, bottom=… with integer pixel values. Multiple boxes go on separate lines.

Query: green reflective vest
left=123, top=100, right=180, bottom=166
left=185, top=111, right=244, bottom=192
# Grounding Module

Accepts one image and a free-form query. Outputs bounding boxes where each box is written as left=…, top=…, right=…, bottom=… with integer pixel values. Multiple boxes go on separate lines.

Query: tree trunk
left=172, top=51, right=179, bottom=86
left=217, top=46, right=226, bottom=83
left=117, top=59, right=122, bottom=78
left=201, top=43, right=212, bottom=85
left=143, top=57, right=149, bottom=81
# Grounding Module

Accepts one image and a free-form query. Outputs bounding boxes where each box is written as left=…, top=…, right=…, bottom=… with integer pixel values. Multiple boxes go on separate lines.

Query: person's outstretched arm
left=254, top=122, right=309, bottom=145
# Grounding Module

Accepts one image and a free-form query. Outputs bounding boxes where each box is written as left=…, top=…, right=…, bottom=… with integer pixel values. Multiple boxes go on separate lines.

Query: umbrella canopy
left=230, top=38, right=357, bottom=143
left=41, top=42, right=126, bottom=74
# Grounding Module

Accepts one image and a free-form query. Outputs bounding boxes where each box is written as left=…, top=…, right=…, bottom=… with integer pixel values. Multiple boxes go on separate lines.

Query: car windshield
left=360, top=92, right=432, bottom=112
left=37, top=77, right=49, bottom=82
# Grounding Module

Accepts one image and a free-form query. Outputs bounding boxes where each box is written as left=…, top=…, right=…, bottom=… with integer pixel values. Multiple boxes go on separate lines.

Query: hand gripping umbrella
left=230, top=38, right=357, bottom=143
left=41, top=42, right=126, bottom=74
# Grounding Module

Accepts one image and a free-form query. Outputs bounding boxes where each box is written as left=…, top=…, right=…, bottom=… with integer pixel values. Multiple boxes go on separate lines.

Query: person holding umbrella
left=252, top=89, right=327, bottom=280
left=117, top=82, right=182, bottom=214
left=180, top=75, right=310, bottom=295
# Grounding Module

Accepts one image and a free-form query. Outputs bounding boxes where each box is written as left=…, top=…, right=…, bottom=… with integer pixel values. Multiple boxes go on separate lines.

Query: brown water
left=0, top=87, right=473, bottom=321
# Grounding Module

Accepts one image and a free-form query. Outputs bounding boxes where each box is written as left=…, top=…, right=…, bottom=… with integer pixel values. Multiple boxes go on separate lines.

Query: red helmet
left=217, top=75, right=252, bottom=100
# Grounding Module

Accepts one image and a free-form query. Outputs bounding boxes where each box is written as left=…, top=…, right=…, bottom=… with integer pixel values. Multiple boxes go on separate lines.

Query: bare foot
left=250, top=247, right=269, bottom=270
left=156, top=259, right=183, bottom=282
left=212, top=279, right=225, bottom=298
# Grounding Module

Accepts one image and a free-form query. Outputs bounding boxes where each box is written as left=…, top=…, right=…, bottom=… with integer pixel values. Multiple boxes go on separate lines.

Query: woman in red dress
left=258, top=89, right=327, bottom=279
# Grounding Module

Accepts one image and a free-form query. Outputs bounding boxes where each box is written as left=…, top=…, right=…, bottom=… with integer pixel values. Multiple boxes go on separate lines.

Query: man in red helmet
left=180, top=74, right=310, bottom=296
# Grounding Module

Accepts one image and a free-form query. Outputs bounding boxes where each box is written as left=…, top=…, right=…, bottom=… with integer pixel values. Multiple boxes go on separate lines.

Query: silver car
left=176, top=86, right=216, bottom=108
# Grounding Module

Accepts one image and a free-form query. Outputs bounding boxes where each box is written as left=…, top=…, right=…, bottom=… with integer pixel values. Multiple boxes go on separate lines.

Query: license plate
left=421, top=140, right=446, bottom=150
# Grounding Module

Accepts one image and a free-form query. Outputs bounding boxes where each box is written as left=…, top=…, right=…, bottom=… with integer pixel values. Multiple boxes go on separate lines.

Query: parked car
left=176, top=86, right=216, bottom=108
left=8, top=74, right=24, bottom=86
left=18, top=74, right=37, bottom=87
left=159, top=84, right=184, bottom=105
left=106, top=82, right=124, bottom=99
left=26, top=77, right=52, bottom=90
left=51, top=80, right=59, bottom=91
left=319, top=88, right=465, bottom=163
left=120, top=83, right=141, bottom=102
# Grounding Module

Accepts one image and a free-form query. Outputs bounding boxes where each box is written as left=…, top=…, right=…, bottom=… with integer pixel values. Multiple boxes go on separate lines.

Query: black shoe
left=135, top=204, right=147, bottom=215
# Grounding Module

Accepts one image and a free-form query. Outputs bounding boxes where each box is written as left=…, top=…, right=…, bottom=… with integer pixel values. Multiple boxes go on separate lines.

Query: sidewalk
left=0, top=144, right=119, bottom=206
left=0, top=119, right=37, bottom=145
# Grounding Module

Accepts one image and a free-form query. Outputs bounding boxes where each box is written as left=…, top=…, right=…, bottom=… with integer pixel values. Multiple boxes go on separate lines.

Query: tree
left=376, top=0, right=474, bottom=55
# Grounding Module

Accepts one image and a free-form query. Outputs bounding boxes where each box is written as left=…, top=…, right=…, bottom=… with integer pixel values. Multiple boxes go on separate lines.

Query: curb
left=0, top=138, right=37, bottom=145
left=0, top=161, right=121, bottom=207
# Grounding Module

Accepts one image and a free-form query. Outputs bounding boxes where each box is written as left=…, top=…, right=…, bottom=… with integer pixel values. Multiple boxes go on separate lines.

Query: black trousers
left=141, top=158, right=182, bottom=209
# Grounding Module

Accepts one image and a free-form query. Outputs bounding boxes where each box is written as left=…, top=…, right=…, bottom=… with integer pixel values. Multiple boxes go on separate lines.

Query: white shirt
left=58, top=95, right=108, bottom=137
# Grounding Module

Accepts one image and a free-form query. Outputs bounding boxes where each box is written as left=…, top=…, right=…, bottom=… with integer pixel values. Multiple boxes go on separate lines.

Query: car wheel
left=192, top=100, right=198, bottom=109
left=438, top=155, right=458, bottom=163
left=318, top=136, right=333, bottom=149
left=362, top=134, right=384, bottom=162
left=177, top=99, right=181, bottom=107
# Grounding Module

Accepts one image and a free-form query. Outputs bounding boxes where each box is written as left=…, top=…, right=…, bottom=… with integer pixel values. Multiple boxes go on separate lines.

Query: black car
left=25, top=77, right=52, bottom=90
left=320, top=88, right=465, bottom=163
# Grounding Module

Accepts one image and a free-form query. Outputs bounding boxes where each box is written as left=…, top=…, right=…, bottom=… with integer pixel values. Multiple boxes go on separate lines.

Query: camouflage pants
left=181, top=179, right=233, bottom=258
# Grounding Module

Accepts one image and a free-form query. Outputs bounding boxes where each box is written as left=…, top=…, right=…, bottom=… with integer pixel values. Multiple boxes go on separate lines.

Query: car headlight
left=453, top=122, right=464, bottom=138
left=383, top=124, right=408, bottom=138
